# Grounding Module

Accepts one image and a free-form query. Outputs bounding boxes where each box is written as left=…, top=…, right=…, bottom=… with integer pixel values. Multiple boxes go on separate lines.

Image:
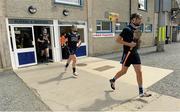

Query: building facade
left=171, top=0, right=180, bottom=42
left=0, top=0, right=157, bottom=69
left=2, top=0, right=88, bottom=69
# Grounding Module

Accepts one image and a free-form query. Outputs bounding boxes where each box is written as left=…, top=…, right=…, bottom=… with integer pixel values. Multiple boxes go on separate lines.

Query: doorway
left=59, top=25, right=88, bottom=60
left=34, top=26, right=53, bottom=63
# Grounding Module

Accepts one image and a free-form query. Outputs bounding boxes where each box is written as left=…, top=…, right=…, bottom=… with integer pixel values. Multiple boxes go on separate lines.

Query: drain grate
left=76, top=63, right=87, bottom=66
left=94, top=65, right=114, bottom=72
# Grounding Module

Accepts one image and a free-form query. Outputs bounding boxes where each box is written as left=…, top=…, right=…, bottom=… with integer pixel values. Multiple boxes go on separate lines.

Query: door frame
left=58, top=23, right=88, bottom=60
left=33, top=25, right=55, bottom=62
left=8, top=24, right=55, bottom=68
left=6, top=18, right=55, bottom=69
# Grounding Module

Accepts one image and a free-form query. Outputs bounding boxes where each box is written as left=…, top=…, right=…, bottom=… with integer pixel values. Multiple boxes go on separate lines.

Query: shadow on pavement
left=38, top=72, right=75, bottom=85
left=79, top=90, right=148, bottom=111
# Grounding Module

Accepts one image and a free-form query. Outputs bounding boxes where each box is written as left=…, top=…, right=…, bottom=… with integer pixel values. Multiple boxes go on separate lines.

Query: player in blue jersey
left=109, top=13, right=151, bottom=97
left=64, top=25, right=81, bottom=77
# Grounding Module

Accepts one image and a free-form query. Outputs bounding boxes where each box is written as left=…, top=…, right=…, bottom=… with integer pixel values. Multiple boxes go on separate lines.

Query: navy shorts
left=120, top=52, right=141, bottom=67
left=40, top=44, right=49, bottom=50
left=68, top=48, right=77, bottom=55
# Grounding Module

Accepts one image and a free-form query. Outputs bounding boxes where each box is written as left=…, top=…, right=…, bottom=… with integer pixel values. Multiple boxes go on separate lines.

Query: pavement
left=0, top=71, right=50, bottom=111
left=13, top=43, right=180, bottom=111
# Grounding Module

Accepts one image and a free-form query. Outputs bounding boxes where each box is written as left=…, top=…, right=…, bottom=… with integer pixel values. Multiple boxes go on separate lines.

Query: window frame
left=54, top=0, right=83, bottom=6
left=138, top=0, right=147, bottom=11
left=96, top=20, right=112, bottom=33
left=144, top=24, right=153, bottom=33
left=115, top=22, right=128, bottom=33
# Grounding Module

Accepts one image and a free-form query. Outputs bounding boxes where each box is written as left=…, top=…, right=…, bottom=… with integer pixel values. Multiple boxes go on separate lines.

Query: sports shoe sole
left=139, top=93, right=152, bottom=97
left=109, top=79, right=115, bottom=90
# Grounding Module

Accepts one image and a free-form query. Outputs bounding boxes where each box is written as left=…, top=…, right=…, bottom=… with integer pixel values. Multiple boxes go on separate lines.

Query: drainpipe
left=87, top=0, right=94, bottom=56
left=129, top=0, right=132, bottom=22
left=156, top=0, right=168, bottom=52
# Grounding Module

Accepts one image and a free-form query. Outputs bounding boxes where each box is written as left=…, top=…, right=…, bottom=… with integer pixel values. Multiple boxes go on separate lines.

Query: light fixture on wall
left=63, top=9, right=69, bottom=16
left=28, top=6, right=37, bottom=14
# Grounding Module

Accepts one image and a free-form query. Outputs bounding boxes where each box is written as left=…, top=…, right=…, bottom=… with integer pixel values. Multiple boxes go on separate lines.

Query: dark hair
left=130, top=13, right=142, bottom=20
left=61, top=32, right=66, bottom=36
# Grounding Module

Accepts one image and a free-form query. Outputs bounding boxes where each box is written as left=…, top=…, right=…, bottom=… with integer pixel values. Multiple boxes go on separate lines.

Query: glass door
left=11, top=26, right=37, bottom=67
left=76, top=25, right=87, bottom=57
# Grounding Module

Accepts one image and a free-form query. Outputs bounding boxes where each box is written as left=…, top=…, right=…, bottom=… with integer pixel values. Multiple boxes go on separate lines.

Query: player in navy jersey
left=109, top=13, right=151, bottom=97
left=64, top=25, right=81, bottom=77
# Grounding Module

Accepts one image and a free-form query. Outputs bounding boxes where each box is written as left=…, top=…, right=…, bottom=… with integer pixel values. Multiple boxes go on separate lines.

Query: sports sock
left=73, top=67, right=76, bottom=73
left=112, top=77, right=116, bottom=82
left=139, top=86, right=143, bottom=94
left=65, top=63, right=69, bottom=68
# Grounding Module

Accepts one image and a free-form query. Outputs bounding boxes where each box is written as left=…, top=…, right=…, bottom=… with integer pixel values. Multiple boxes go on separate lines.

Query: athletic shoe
left=109, top=79, right=115, bottom=90
left=73, top=72, right=78, bottom=77
left=139, top=92, right=152, bottom=97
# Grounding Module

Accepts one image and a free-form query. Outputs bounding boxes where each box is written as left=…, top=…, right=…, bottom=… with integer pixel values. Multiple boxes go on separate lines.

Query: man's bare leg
left=109, top=65, right=128, bottom=90
left=133, top=64, right=151, bottom=97
left=65, top=55, right=72, bottom=72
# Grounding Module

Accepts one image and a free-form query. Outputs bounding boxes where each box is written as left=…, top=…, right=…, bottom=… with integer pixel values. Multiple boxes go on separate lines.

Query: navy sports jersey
left=66, top=32, right=80, bottom=49
left=119, top=24, right=137, bottom=54
left=66, top=32, right=80, bottom=55
left=38, top=34, right=49, bottom=49
left=119, top=24, right=141, bottom=66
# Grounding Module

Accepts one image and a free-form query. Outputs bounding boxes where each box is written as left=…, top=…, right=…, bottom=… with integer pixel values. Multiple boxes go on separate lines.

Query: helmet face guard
left=71, top=25, right=78, bottom=32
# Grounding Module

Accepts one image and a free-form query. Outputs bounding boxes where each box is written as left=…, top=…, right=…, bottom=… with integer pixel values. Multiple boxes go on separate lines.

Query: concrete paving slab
left=15, top=63, right=139, bottom=111
left=78, top=57, right=173, bottom=88
left=109, top=90, right=180, bottom=111
left=109, top=91, right=161, bottom=111
left=14, top=57, right=174, bottom=111
left=141, top=95, right=180, bottom=111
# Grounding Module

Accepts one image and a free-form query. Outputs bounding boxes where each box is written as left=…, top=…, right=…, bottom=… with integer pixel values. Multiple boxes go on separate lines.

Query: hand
left=77, top=41, right=81, bottom=48
left=77, top=45, right=80, bottom=48
left=44, top=38, right=48, bottom=41
left=129, top=42, right=136, bottom=48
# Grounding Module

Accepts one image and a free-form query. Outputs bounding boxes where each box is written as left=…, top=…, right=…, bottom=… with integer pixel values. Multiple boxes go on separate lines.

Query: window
left=77, top=28, right=85, bottom=43
left=145, top=24, right=152, bottom=32
left=138, top=0, right=147, bottom=11
left=14, top=27, right=34, bottom=49
left=115, top=22, right=128, bottom=33
left=96, top=21, right=112, bottom=33
left=54, top=0, right=82, bottom=6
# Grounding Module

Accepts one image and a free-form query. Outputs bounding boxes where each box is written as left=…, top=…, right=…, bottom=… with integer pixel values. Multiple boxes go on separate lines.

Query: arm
left=77, top=40, right=81, bottom=48
left=116, top=36, right=136, bottom=48
left=37, top=38, right=44, bottom=43
left=77, top=34, right=81, bottom=48
left=41, top=35, right=50, bottom=44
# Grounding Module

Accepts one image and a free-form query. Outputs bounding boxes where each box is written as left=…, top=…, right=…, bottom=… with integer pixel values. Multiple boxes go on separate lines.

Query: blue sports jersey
left=119, top=24, right=138, bottom=54
left=66, top=32, right=80, bottom=50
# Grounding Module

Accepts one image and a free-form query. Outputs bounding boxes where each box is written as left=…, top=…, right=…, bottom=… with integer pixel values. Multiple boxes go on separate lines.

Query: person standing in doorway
left=60, top=32, right=69, bottom=59
left=109, top=13, right=151, bottom=97
left=37, top=28, right=50, bottom=63
left=64, top=25, right=81, bottom=77
left=60, top=32, right=67, bottom=47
